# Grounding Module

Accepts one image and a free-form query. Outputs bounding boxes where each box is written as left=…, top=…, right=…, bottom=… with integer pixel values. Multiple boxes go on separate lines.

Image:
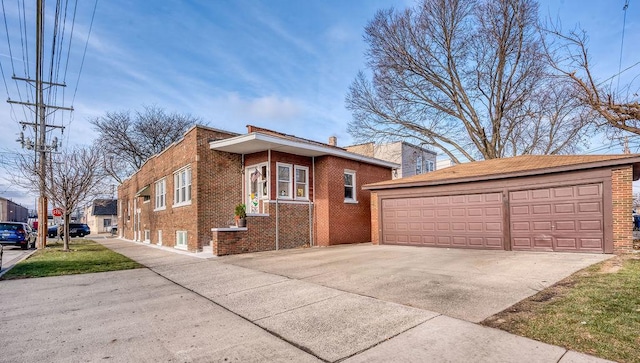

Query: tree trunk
left=63, top=213, right=70, bottom=251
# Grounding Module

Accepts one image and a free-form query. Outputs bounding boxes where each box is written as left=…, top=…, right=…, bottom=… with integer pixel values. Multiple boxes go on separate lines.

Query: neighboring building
left=84, top=199, right=117, bottom=233
left=0, top=197, right=29, bottom=222
left=366, top=154, right=640, bottom=254
left=436, top=158, right=455, bottom=170
left=347, top=141, right=436, bottom=179
left=117, top=125, right=397, bottom=256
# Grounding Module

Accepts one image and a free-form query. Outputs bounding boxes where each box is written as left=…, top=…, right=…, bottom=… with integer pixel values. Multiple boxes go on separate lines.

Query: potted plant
left=234, top=203, right=247, bottom=227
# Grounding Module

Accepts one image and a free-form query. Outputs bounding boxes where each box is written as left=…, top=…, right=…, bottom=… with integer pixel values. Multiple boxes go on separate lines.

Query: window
left=143, top=195, right=151, bottom=203
left=103, top=219, right=111, bottom=228
left=416, top=155, right=423, bottom=175
left=247, top=164, right=268, bottom=214
left=144, top=230, right=151, bottom=243
left=176, top=231, right=187, bottom=249
left=344, top=171, right=356, bottom=202
left=174, top=166, right=192, bottom=206
left=155, top=178, right=166, bottom=210
left=277, top=163, right=292, bottom=198
left=295, top=166, right=309, bottom=199
left=426, top=160, right=435, bottom=172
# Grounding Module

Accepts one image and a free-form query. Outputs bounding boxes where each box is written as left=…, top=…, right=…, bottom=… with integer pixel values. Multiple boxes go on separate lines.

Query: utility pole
left=10, top=0, right=72, bottom=249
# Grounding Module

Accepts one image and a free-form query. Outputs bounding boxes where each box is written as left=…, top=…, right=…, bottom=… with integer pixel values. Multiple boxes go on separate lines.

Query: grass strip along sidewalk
left=482, top=255, right=640, bottom=363
left=0, top=239, right=143, bottom=280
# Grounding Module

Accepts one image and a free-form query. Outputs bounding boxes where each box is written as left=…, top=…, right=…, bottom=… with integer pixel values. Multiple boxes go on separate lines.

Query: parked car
left=0, top=221, right=37, bottom=250
left=47, top=223, right=91, bottom=238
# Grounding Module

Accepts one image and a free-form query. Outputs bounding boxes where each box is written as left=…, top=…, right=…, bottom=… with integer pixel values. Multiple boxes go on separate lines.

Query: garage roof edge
left=364, top=154, right=640, bottom=190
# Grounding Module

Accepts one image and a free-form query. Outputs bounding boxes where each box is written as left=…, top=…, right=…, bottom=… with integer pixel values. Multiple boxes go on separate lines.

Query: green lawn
left=482, top=255, right=640, bottom=363
left=1, top=239, right=143, bottom=280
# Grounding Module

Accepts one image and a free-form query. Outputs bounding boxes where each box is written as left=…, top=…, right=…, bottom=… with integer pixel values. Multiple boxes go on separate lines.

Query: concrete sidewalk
left=94, top=238, right=613, bottom=363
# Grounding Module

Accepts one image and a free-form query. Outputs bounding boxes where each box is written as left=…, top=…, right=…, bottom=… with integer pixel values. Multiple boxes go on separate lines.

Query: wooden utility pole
left=35, top=0, right=47, bottom=249
left=10, top=1, right=72, bottom=248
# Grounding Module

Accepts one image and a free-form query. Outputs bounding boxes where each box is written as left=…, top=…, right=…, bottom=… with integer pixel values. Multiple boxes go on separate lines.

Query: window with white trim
left=416, top=155, right=423, bottom=175
left=176, top=231, right=187, bottom=249
left=155, top=178, right=166, bottom=210
left=426, top=160, right=435, bottom=172
left=173, top=166, right=192, bottom=206
left=295, top=166, right=309, bottom=199
left=344, top=171, right=356, bottom=202
left=277, top=163, right=292, bottom=198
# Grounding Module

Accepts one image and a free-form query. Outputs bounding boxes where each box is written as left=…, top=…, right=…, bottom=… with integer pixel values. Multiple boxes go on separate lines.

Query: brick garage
left=119, top=125, right=396, bottom=255
left=366, top=155, right=640, bottom=254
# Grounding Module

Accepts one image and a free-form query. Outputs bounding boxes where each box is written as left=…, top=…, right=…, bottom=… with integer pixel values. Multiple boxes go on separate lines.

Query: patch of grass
left=0, top=239, right=143, bottom=280
left=482, top=255, right=640, bottom=363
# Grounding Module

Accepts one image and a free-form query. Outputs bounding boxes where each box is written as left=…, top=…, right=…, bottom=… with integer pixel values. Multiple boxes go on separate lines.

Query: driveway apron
left=98, top=239, right=613, bottom=363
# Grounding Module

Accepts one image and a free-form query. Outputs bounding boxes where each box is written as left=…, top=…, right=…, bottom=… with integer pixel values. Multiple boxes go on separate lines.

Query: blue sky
left=1, top=0, right=639, bottom=209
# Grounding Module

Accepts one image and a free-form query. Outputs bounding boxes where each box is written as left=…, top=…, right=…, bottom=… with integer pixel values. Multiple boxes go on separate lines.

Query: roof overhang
left=135, top=184, right=151, bottom=197
left=210, top=132, right=399, bottom=169
left=364, top=156, right=640, bottom=190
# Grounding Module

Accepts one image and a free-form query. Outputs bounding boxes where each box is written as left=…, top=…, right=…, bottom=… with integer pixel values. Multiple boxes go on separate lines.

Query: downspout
left=241, top=154, right=245, bottom=206
left=276, top=198, right=279, bottom=251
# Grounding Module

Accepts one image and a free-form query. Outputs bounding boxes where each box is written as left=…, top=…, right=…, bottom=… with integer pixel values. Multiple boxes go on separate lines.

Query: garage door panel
left=578, top=184, right=600, bottom=197
left=579, top=220, right=602, bottom=231
left=382, top=193, right=503, bottom=250
left=578, top=202, right=600, bottom=213
left=511, top=205, right=529, bottom=215
left=533, top=221, right=552, bottom=231
left=532, top=189, right=552, bottom=199
left=553, top=187, right=574, bottom=198
left=512, top=237, right=532, bottom=248
left=580, top=238, right=603, bottom=249
left=553, top=204, right=574, bottom=214
left=509, top=183, right=603, bottom=253
left=556, top=238, right=577, bottom=248
left=532, top=204, right=552, bottom=214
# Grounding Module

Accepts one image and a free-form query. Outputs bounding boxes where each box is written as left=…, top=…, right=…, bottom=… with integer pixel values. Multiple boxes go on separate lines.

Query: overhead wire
left=616, top=0, right=630, bottom=93
left=64, top=0, right=98, bottom=147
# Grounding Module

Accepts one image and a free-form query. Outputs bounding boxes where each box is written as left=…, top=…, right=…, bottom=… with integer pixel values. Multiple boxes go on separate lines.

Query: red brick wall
left=314, top=156, right=392, bottom=246
left=117, top=126, right=240, bottom=252
left=370, top=191, right=380, bottom=245
left=212, top=202, right=311, bottom=255
left=612, top=166, right=633, bottom=253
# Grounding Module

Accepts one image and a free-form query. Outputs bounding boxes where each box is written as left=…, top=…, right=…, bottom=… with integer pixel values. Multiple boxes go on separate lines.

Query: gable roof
left=92, top=199, right=117, bottom=216
left=209, top=125, right=399, bottom=169
left=364, top=154, right=640, bottom=190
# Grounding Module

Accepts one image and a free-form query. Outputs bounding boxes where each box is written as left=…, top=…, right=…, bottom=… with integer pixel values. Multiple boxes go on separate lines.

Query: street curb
left=0, top=248, right=38, bottom=279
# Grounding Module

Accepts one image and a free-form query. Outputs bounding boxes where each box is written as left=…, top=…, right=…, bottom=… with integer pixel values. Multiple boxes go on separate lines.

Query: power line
left=616, top=0, right=630, bottom=93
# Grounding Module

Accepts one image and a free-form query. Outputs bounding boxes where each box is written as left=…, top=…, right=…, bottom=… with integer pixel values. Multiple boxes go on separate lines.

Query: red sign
left=52, top=208, right=63, bottom=217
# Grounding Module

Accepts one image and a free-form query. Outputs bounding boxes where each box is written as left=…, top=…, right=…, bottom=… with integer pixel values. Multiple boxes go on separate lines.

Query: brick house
left=117, top=125, right=396, bottom=255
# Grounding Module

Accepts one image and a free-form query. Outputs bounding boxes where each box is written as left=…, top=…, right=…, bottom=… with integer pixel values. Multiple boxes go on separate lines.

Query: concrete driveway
left=1, top=239, right=613, bottom=362
left=219, top=243, right=612, bottom=323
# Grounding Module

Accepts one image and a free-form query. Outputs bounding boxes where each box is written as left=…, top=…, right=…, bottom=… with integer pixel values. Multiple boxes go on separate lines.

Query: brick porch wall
left=612, top=166, right=633, bottom=253
left=211, top=202, right=311, bottom=256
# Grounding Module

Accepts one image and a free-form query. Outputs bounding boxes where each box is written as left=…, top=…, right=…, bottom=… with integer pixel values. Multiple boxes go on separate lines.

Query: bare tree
left=346, top=0, right=592, bottom=163
left=543, top=26, right=640, bottom=141
left=90, top=105, right=200, bottom=183
left=11, top=146, right=107, bottom=251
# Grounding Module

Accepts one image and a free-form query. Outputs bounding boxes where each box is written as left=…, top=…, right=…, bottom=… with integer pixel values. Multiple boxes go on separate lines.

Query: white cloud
left=226, top=94, right=302, bottom=121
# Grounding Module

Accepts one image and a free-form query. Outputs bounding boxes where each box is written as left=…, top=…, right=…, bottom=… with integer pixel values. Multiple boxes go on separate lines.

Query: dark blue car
left=0, top=222, right=37, bottom=250
left=47, top=223, right=91, bottom=238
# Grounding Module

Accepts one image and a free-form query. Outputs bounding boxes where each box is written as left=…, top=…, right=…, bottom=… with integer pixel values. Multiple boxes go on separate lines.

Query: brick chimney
left=328, top=136, right=337, bottom=146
